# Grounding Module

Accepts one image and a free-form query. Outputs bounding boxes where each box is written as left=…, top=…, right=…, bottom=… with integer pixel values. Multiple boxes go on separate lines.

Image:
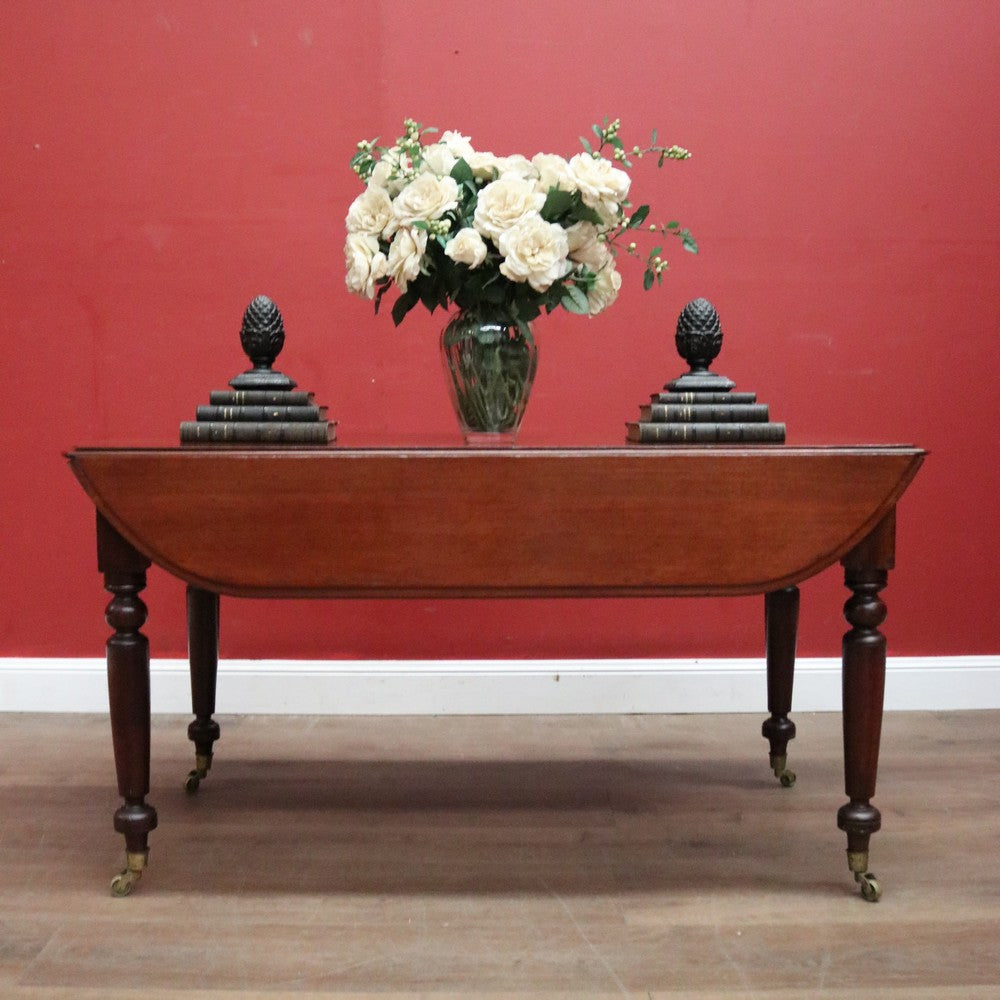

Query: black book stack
left=180, top=296, right=336, bottom=445
left=627, top=298, right=785, bottom=444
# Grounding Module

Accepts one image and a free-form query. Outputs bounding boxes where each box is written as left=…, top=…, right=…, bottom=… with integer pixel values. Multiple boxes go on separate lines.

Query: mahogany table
left=66, top=445, right=924, bottom=899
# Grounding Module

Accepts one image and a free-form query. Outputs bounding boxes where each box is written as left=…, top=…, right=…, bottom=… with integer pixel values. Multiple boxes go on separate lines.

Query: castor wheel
left=770, top=755, right=796, bottom=787
left=110, top=851, right=147, bottom=897
left=110, top=869, right=140, bottom=897
left=184, top=753, right=212, bottom=793
left=855, top=871, right=882, bottom=902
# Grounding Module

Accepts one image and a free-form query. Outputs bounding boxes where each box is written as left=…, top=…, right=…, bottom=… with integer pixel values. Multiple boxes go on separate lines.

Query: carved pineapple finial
left=676, top=297, right=722, bottom=371
left=665, top=297, right=735, bottom=392
left=230, top=295, right=297, bottom=390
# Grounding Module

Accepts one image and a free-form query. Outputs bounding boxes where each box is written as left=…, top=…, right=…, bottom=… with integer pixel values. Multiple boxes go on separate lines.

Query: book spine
left=208, top=390, right=315, bottom=406
left=180, top=421, right=335, bottom=444
left=650, top=391, right=758, bottom=405
left=195, top=405, right=327, bottom=422
left=626, top=422, right=786, bottom=443
left=639, top=403, right=770, bottom=423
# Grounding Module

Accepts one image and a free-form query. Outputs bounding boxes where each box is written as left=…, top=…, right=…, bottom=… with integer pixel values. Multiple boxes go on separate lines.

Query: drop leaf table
left=66, top=445, right=924, bottom=899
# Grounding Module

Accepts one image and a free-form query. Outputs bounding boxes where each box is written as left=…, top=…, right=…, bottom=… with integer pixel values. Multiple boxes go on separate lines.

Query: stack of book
left=180, top=389, right=335, bottom=445
left=627, top=389, right=785, bottom=443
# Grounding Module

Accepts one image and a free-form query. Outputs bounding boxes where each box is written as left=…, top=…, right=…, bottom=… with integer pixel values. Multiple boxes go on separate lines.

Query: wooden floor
left=0, top=711, right=997, bottom=999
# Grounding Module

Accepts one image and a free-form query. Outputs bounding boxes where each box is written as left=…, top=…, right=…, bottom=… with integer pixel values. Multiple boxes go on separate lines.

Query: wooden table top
left=66, top=446, right=924, bottom=598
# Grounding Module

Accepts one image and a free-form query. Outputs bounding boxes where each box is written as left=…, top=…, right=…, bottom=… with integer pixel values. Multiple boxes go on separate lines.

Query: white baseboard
left=1, top=656, right=997, bottom=714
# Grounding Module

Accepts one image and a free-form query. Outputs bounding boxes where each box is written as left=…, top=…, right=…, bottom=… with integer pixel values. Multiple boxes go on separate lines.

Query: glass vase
left=440, top=308, right=538, bottom=445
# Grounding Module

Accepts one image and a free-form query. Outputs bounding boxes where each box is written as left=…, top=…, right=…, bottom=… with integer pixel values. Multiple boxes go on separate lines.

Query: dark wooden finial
left=666, top=297, right=735, bottom=392
left=230, top=295, right=297, bottom=390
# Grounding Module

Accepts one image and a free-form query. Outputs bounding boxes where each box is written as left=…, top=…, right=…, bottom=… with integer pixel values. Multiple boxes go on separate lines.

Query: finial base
left=229, top=368, right=297, bottom=390
left=666, top=371, right=736, bottom=393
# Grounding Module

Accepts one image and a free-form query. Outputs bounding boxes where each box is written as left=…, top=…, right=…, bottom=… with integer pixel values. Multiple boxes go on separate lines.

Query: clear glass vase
left=440, top=308, right=538, bottom=445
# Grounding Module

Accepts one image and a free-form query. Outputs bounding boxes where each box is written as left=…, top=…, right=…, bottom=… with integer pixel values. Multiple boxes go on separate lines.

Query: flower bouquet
left=344, top=117, right=696, bottom=439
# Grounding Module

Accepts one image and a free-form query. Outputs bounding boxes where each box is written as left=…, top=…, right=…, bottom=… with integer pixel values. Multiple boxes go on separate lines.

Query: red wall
left=2, top=1, right=998, bottom=662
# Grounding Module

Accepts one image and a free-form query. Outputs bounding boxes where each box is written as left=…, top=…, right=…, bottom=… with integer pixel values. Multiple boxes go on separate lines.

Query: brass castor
left=770, top=754, right=796, bottom=787
left=110, top=851, right=147, bottom=897
left=855, top=870, right=882, bottom=902
left=184, top=753, right=212, bottom=794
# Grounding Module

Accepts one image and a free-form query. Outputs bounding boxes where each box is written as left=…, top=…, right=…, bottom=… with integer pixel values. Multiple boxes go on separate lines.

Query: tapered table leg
left=185, top=585, right=221, bottom=793
left=97, top=513, right=158, bottom=896
left=762, top=586, right=799, bottom=786
left=837, top=512, right=895, bottom=902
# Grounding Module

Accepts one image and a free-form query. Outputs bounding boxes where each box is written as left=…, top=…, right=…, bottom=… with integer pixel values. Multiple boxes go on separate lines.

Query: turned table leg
left=97, top=513, right=158, bottom=897
left=185, top=585, right=220, bottom=793
left=762, top=586, right=799, bottom=787
left=837, top=512, right=895, bottom=902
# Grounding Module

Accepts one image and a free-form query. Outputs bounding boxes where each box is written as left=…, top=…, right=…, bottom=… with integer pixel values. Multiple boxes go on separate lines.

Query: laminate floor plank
left=1, top=711, right=997, bottom=997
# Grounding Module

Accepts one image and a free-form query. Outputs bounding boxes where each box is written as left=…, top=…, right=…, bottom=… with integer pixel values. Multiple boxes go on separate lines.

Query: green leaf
left=391, top=289, right=419, bottom=326
left=372, top=279, right=391, bottom=315
left=627, top=205, right=650, bottom=229
left=519, top=302, right=542, bottom=323
left=482, top=281, right=506, bottom=305
left=561, top=283, right=590, bottom=314
left=643, top=270, right=655, bottom=291
left=666, top=221, right=680, bottom=230
left=571, top=201, right=605, bottom=226
left=540, top=187, right=575, bottom=221
left=419, top=282, right=441, bottom=313
left=450, top=157, right=474, bottom=186
left=579, top=136, right=593, bottom=154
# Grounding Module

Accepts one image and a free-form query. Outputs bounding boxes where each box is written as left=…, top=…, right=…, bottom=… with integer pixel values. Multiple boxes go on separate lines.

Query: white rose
left=586, top=263, right=622, bottom=315
left=532, top=153, right=576, bottom=194
left=368, top=159, right=392, bottom=191
left=392, top=173, right=459, bottom=226
left=495, top=153, right=538, bottom=180
left=567, top=153, right=631, bottom=204
left=498, top=213, right=571, bottom=292
left=593, top=199, right=623, bottom=227
left=444, top=227, right=488, bottom=269
left=344, top=232, right=388, bottom=299
left=566, top=221, right=612, bottom=272
left=440, top=130, right=475, bottom=160
left=567, top=153, right=631, bottom=223
left=464, top=149, right=503, bottom=179
left=386, top=226, right=427, bottom=292
left=345, top=186, right=394, bottom=237
left=419, top=142, right=457, bottom=178
left=473, top=175, right=546, bottom=242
